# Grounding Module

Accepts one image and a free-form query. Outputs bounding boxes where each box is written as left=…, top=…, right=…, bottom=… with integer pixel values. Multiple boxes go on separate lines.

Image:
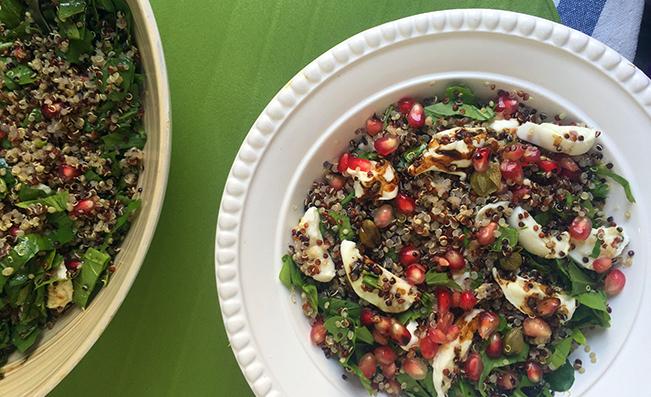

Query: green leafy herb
left=591, top=178, right=610, bottom=200
left=355, top=151, right=379, bottom=160
left=479, top=344, right=530, bottom=395
left=46, top=212, right=75, bottom=245
left=595, top=164, right=635, bottom=203
left=590, top=238, right=601, bottom=258
left=302, top=284, right=318, bottom=313
left=425, top=271, right=462, bottom=290
left=0, top=235, right=44, bottom=290
left=344, top=363, right=373, bottom=394
left=355, top=326, right=373, bottom=344
left=548, top=336, right=573, bottom=370
left=470, top=162, right=501, bottom=196
left=533, top=211, right=550, bottom=226
left=83, top=170, right=102, bottom=182
left=328, top=210, right=354, bottom=241
left=279, top=255, right=303, bottom=289
left=575, top=291, right=609, bottom=312
left=403, top=143, right=427, bottom=164
left=340, top=191, right=355, bottom=207
left=381, top=104, right=395, bottom=128
left=113, top=198, right=141, bottom=232
left=560, top=260, right=598, bottom=296
left=491, top=226, right=518, bottom=252
left=362, top=273, right=380, bottom=290
left=545, top=361, right=575, bottom=392
left=425, top=102, right=495, bottom=121
left=568, top=304, right=611, bottom=328
left=0, top=0, right=26, bottom=29
left=5, top=64, right=37, bottom=86
left=320, top=297, right=361, bottom=319
left=16, top=191, right=69, bottom=213
left=72, top=248, right=111, bottom=307
left=445, top=84, right=477, bottom=105
left=57, top=0, right=86, bottom=20
left=17, top=184, right=52, bottom=201
left=449, top=378, right=479, bottom=397
left=12, top=322, right=41, bottom=353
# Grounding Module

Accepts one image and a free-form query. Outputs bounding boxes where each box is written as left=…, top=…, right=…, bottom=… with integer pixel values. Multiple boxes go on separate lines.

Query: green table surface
left=50, top=1, right=558, bottom=396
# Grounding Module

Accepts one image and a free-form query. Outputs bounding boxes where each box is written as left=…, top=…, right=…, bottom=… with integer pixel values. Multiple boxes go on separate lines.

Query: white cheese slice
left=475, top=201, right=511, bottom=225
left=432, top=309, right=482, bottom=397
left=492, top=268, right=576, bottom=322
left=569, top=226, right=630, bottom=271
left=401, top=320, right=420, bottom=352
left=508, top=206, right=570, bottom=259
left=293, top=207, right=336, bottom=282
left=490, top=118, right=520, bottom=132
left=46, top=279, right=73, bottom=309
left=340, top=240, right=416, bottom=313
left=345, top=160, right=398, bottom=200
left=516, top=122, right=597, bottom=156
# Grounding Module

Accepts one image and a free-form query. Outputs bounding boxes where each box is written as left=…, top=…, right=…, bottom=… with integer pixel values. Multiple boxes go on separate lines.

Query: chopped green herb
left=425, top=271, right=462, bottom=290
left=595, top=164, right=635, bottom=203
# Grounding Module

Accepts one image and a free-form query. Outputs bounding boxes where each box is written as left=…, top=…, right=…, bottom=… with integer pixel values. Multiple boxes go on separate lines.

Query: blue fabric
left=556, top=0, right=645, bottom=60
left=558, top=0, right=608, bottom=36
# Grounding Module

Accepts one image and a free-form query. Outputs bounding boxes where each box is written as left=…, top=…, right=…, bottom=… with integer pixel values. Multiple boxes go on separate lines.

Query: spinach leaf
left=567, top=304, right=611, bottom=328
left=302, top=284, right=318, bottom=313
left=25, top=0, right=50, bottom=32
left=83, top=170, right=102, bottom=182
left=18, top=184, right=52, bottom=201
left=595, top=164, right=635, bottom=203
left=46, top=212, right=75, bottom=245
left=11, top=322, right=41, bottom=353
left=548, top=337, right=572, bottom=370
left=321, top=298, right=361, bottom=319
left=0, top=235, right=44, bottom=290
left=72, top=248, right=110, bottom=307
left=354, top=326, right=373, bottom=344
left=425, top=271, right=462, bottom=290
left=425, top=102, right=495, bottom=121
left=575, top=291, right=608, bottom=312
left=16, top=191, right=69, bottom=212
left=0, top=0, right=25, bottom=29
left=590, top=238, right=601, bottom=258
left=114, top=198, right=140, bottom=232
left=328, top=210, right=354, bottom=241
left=478, top=344, right=530, bottom=395
left=449, top=378, right=479, bottom=397
left=491, top=226, right=518, bottom=252
left=545, top=361, right=575, bottom=392
left=102, top=54, right=135, bottom=101
left=279, top=254, right=303, bottom=289
left=446, top=84, right=477, bottom=105
left=343, top=363, right=373, bottom=394
left=102, top=129, right=147, bottom=150
left=397, top=368, right=435, bottom=397
left=5, top=64, right=36, bottom=86
left=561, top=260, right=598, bottom=296
left=57, top=0, right=86, bottom=20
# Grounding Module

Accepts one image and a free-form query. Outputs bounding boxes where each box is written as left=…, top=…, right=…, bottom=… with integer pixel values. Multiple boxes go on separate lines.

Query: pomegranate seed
left=472, top=147, right=491, bottom=173
left=604, top=269, right=626, bottom=296
left=445, top=249, right=465, bottom=271
left=359, top=353, right=377, bottom=378
left=397, top=97, right=415, bottom=114
left=405, top=263, right=426, bottom=285
left=537, top=158, right=559, bottom=173
left=427, top=327, right=447, bottom=344
left=459, top=290, right=477, bottom=311
left=337, top=153, right=350, bottom=173
left=523, top=317, right=552, bottom=344
left=374, top=346, right=397, bottom=365
left=419, top=336, right=439, bottom=360
left=464, top=352, right=483, bottom=382
left=381, top=362, right=397, bottom=379
left=502, top=144, right=524, bottom=161
left=495, top=94, right=518, bottom=118
left=360, top=308, right=376, bottom=327
left=569, top=216, right=592, bottom=241
left=476, top=222, right=498, bottom=245
left=65, top=260, right=81, bottom=271
left=525, top=361, right=543, bottom=383
left=325, top=174, right=345, bottom=190
left=73, top=199, right=95, bottom=215
left=535, top=297, right=561, bottom=318
left=497, top=370, right=519, bottom=390
left=522, top=145, right=541, bottom=164
left=478, top=311, right=500, bottom=339
left=403, top=357, right=428, bottom=380
left=558, top=156, right=580, bottom=172
left=390, top=320, right=412, bottom=346
left=433, top=255, right=449, bottom=268
left=384, top=379, right=402, bottom=395
left=511, top=186, right=530, bottom=202
left=399, top=246, right=420, bottom=266
left=42, top=102, right=62, bottom=119
left=436, top=289, right=451, bottom=315
left=437, top=311, right=454, bottom=331
left=395, top=193, right=416, bottom=215
left=348, top=156, right=372, bottom=172
left=500, top=160, right=524, bottom=184
left=593, top=257, right=613, bottom=274
left=59, top=164, right=80, bottom=181
left=407, top=103, right=425, bottom=128
left=310, top=319, right=327, bottom=345
left=366, top=117, right=383, bottom=136
left=374, top=134, right=400, bottom=157
left=451, top=291, right=461, bottom=308
left=8, top=226, right=20, bottom=237
left=374, top=316, right=392, bottom=335
left=373, top=330, right=389, bottom=345
left=373, top=204, right=394, bottom=228
left=486, top=333, right=503, bottom=358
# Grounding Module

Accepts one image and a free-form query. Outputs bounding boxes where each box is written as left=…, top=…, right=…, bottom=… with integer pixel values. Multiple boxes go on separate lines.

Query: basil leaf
left=545, top=361, right=575, bottom=392
left=58, top=0, right=86, bottom=20
left=491, top=226, right=518, bottom=252
left=595, top=164, right=635, bottom=203
left=354, top=326, right=373, bottom=344
left=72, top=248, right=110, bottom=307
left=575, top=291, right=608, bottom=312
left=425, top=271, right=462, bottom=290
left=425, top=102, right=495, bottom=121
left=446, top=84, right=477, bottom=105
left=16, top=191, right=69, bottom=213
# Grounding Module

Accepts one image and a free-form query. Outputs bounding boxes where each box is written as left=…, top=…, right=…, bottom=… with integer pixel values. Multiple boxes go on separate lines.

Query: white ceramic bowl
left=0, top=1, right=171, bottom=395
left=215, top=9, right=651, bottom=397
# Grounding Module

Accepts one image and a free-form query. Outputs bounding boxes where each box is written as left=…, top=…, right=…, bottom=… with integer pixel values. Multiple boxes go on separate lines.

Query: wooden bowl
left=0, top=1, right=171, bottom=395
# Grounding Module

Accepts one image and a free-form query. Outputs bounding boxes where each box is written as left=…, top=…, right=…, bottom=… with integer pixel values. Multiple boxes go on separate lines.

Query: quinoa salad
left=279, top=85, right=634, bottom=396
left=0, top=0, right=144, bottom=364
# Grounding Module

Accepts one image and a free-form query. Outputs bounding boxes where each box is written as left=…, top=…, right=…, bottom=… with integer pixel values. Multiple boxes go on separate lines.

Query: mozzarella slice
left=492, top=268, right=576, bottom=322
left=569, top=226, right=630, bottom=271
left=475, top=201, right=511, bottom=225
left=340, top=240, right=417, bottom=313
left=345, top=159, right=398, bottom=200
left=47, top=279, right=73, bottom=309
left=291, top=207, right=336, bottom=282
left=401, top=320, right=420, bottom=352
left=408, top=127, right=488, bottom=179
left=489, top=118, right=520, bottom=132
left=508, top=206, right=570, bottom=259
left=432, top=309, right=482, bottom=397
left=516, top=122, right=597, bottom=156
